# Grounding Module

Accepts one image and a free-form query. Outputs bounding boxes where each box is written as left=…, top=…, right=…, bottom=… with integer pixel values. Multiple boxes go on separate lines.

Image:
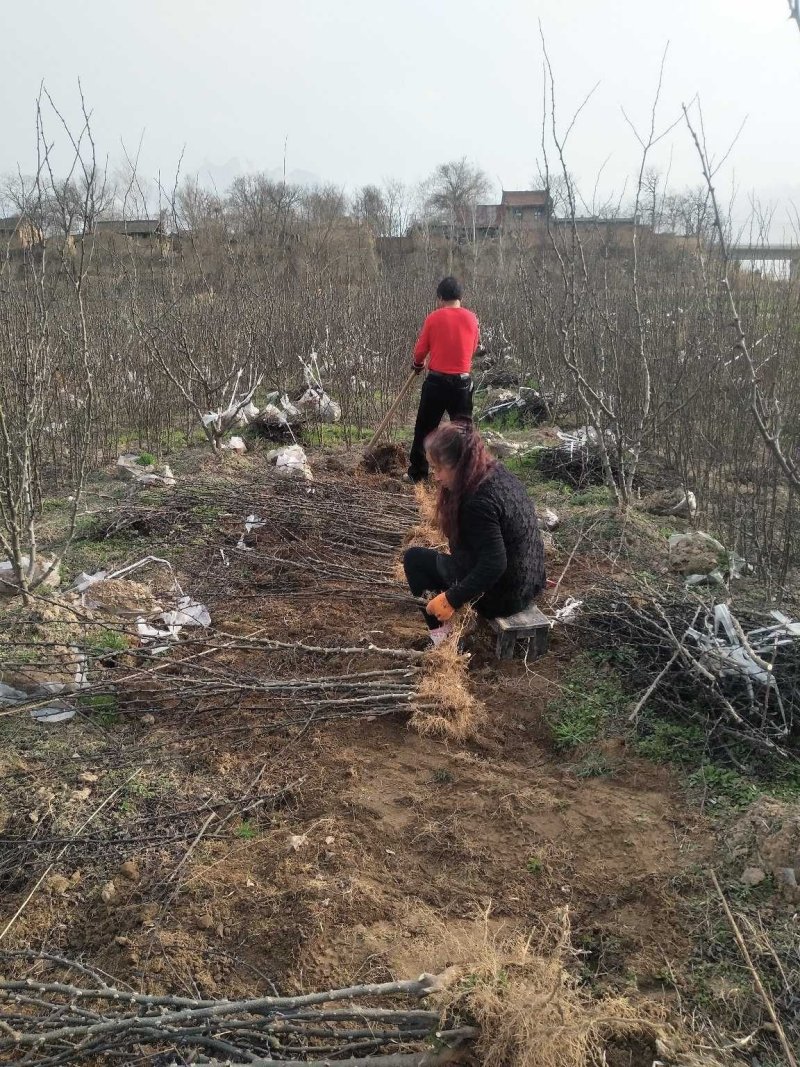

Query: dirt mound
left=361, top=441, right=408, bottom=474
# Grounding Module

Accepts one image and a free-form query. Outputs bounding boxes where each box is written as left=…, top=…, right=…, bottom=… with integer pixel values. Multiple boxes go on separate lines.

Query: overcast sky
left=3, top=1, right=799, bottom=233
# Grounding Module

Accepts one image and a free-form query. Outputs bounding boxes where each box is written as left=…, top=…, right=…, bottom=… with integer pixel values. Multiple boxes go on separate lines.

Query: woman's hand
left=426, top=592, right=455, bottom=622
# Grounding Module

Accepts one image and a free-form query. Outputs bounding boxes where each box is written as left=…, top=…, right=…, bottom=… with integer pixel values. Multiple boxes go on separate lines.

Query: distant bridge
left=727, top=244, right=800, bottom=279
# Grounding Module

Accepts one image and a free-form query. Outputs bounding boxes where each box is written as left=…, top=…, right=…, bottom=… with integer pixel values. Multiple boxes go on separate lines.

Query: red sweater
left=413, top=306, right=480, bottom=374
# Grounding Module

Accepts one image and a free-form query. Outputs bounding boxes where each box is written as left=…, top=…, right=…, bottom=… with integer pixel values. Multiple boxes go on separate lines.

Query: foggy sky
left=2, top=0, right=799, bottom=234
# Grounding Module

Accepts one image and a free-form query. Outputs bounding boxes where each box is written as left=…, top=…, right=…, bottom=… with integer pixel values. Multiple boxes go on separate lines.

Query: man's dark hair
left=436, top=276, right=463, bottom=302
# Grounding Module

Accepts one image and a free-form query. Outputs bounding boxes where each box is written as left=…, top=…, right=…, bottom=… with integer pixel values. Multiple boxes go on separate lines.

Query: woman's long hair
left=425, top=421, right=496, bottom=542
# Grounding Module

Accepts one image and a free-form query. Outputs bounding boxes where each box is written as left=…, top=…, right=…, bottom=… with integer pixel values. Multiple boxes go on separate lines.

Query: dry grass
left=410, top=614, right=484, bottom=742
left=403, top=482, right=446, bottom=551
left=429, top=907, right=663, bottom=1067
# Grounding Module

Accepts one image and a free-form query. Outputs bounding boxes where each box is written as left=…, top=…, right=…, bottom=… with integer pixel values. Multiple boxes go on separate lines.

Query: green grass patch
left=137, top=452, right=156, bottom=467
left=548, top=653, right=628, bottom=750
left=687, top=764, right=761, bottom=812
left=236, top=820, right=258, bottom=840
left=312, top=423, right=373, bottom=446
left=635, top=720, right=706, bottom=767
left=79, top=693, right=120, bottom=727
left=570, top=485, right=613, bottom=507
left=525, top=855, right=543, bottom=875
left=503, top=451, right=541, bottom=478
left=478, top=408, right=528, bottom=432
left=84, top=628, right=130, bottom=656
left=574, top=751, right=615, bottom=778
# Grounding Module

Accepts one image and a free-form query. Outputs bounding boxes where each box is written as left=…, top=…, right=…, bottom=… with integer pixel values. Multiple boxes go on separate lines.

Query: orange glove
left=426, top=592, right=455, bottom=623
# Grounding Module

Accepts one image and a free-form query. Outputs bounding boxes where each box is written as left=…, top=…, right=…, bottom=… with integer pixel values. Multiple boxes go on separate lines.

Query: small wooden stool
left=488, top=604, right=550, bottom=660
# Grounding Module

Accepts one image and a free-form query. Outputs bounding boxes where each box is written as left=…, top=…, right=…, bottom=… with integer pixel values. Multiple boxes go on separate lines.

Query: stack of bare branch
left=534, top=431, right=619, bottom=490
left=0, top=950, right=473, bottom=1065
left=574, top=579, right=800, bottom=761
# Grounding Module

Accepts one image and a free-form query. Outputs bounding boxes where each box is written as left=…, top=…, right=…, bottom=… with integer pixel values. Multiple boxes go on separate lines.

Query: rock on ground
left=668, top=531, right=726, bottom=576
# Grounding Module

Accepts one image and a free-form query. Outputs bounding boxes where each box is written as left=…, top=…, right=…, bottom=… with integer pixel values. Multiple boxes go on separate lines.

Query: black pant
left=403, top=546, right=460, bottom=628
left=407, top=373, right=473, bottom=481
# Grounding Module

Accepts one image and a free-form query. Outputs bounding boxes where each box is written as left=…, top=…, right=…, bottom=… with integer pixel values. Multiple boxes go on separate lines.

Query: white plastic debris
left=236, top=513, right=266, bottom=551
left=670, top=490, right=697, bottom=518
left=116, top=454, right=151, bottom=480
left=0, top=682, right=28, bottom=705
left=728, top=553, right=752, bottom=580
left=221, top=436, right=247, bottom=454
left=553, top=597, right=583, bottom=623
left=256, top=404, right=291, bottom=429
left=136, top=620, right=173, bottom=640
left=280, top=394, right=302, bottom=421
left=268, top=444, right=313, bottom=481
left=1, top=682, right=78, bottom=724
left=30, top=703, right=76, bottom=724
left=0, top=555, right=61, bottom=596
left=556, top=426, right=601, bottom=449
left=134, top=471, right=173, bottom=487
left=684, top=603, right=791, bottom=723
left=202, top=398, right=259, bottom=435
left=74, top=570, right=108, bottom=593
left=685, top=570, right=725, bottom=588
left=159, top=597, right=211, bottom=629
left=429, top=622, right=454, bottom=647
left=541, top=507, right=560, bottom=531
left=245, top=514, right=265, bottom=533
left=116, top=455, right=175, bottom=487
left=294, top=385, right=341, bottom=424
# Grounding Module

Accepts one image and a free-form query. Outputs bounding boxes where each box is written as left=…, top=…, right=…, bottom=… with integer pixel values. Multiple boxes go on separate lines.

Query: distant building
left=499, top=190, right=552, bottom=230
left=0, top=214, right=44, bottom=250
left=92, top=218, right=166, bottom=239
left=472, top=190, right=552, bottom=237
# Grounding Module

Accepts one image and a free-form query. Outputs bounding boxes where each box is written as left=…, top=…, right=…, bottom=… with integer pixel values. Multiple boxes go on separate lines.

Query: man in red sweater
left=407, top=276, right=480, bottom=482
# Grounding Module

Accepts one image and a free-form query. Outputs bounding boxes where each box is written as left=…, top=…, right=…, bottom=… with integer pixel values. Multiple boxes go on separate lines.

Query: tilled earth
left=0, top=455, right=711, bottom=1061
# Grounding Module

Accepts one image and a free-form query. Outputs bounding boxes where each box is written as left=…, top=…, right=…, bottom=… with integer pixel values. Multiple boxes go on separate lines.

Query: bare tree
left=684, top=101, right=800, bottom=496
left=351, top=184, right=390, bottom=237
left=383, top=177, right=411, bottom=237
left=0, top=88, right=97, bottom=598
left=425, top=157, right=491, bottom=239
left=227, top=172, right=302, bottom=244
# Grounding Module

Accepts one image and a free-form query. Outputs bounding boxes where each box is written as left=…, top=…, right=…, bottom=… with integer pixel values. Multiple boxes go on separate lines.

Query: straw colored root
left=428, top=908, right=664, bottom=1067
left=410, top=614, right=484, bottom=742
left=414, top=480, right=439, bottom=524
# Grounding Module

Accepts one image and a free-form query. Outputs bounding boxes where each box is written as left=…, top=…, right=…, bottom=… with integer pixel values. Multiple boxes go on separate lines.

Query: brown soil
left=0, top=456, right=712, bottom=1060
left=361, top=441, right=408, bottom=474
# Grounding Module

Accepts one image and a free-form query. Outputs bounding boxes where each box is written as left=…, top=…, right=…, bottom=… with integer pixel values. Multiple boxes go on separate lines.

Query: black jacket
left=445, top=464, right=546, bottom=618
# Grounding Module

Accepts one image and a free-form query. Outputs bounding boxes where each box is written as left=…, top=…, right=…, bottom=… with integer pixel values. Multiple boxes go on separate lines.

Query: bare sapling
left=683, top=102, right=800, bottom=497
left=0, top=87, right=98, bottom=599
left=537, top=36, right=684, bottom=507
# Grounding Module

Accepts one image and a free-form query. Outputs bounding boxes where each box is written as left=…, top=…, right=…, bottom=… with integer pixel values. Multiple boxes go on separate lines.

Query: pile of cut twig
left=535, top=435, right=616, bottom=489
left=574, top=580, right=800, bottom=761
left=0, top=950, right=473, bottom=1065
